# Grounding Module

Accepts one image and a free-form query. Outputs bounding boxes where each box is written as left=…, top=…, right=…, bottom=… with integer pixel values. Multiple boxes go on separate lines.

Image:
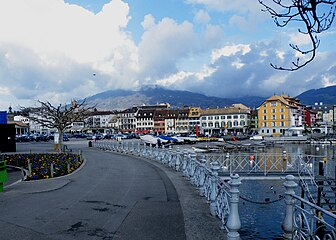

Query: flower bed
left=2, top=153, right=82, bottom=180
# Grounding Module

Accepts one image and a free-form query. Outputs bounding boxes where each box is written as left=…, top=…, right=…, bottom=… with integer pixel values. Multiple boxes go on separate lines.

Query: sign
left=0, top=111, right=7, bottom=124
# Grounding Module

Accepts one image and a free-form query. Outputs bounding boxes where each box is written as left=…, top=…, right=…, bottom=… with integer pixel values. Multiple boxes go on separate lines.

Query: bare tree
left=27, top=99, right=94, bottom=152
left=259, top=0, right=336, bottom=71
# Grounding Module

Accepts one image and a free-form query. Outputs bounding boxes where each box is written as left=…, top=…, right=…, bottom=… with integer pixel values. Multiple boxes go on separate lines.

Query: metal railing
left=93, top=140, right=335, bottom=240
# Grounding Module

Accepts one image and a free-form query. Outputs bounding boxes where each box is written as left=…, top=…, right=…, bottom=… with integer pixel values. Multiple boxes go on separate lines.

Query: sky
left=0, top=0, right=335, bottom=110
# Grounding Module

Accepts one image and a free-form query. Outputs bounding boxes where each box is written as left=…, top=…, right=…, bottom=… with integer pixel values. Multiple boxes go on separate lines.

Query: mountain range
left=86, top=85, right=336, bottom=110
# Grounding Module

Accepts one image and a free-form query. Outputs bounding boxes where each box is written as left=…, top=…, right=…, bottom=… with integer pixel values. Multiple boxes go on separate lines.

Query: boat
left=157, top=135, right=178, bottom=143
left=192, top=146, right=220, bottom=153
left=140, top=135, right=159, bottom=145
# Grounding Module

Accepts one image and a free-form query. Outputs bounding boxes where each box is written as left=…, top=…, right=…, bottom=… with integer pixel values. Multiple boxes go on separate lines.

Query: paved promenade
left=1, top=141, right=227, bottom=240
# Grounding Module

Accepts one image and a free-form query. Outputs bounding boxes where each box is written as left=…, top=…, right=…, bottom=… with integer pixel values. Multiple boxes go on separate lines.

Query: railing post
left=199, top=155, right=207, bottom=196
left=149, top=144, right=153, bottom=158
left=282, top=175, right=298, bottom=240
left=182, top=150, right=188, bottom=177
left=137, top=142, right=140, bottom=155
left=175, top=147, right=181, bottom=171
left=189, top=152, right=197, bottom=183
left=210, top=161, right=220, bottom=216
left=168, top=146, right=173, bottom=167
left=283, top=150, right=287, bottom=171
left=142, top=143, right=147, bottom=157
left=155, top=144, right=159, bottom=160
left=226, top=174, right=241, bottom=240
left=131, top=141, right=134, bottom=154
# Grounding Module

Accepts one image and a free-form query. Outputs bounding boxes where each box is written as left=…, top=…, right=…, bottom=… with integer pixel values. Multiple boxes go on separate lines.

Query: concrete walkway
left=0, top=142, right=226, bottom=240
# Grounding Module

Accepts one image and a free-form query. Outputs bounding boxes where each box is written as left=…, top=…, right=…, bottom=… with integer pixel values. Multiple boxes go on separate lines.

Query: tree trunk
left=58, top=130, right=63, bottom=153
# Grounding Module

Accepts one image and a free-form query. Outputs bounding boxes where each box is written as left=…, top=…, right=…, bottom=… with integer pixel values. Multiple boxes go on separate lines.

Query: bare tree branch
left=259, top=0, right=336, bottom=71
left=23, top=99, right=95, bottom=152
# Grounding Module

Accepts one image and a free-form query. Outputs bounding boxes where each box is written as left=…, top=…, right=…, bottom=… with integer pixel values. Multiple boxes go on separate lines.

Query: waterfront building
left=176, top=108, right=189, bottom=134
left=153, top=109, right=167, bottom=134
left=117, top=107, right=137, bottom=133
left=84, top=111, right=116, bottom=133
left=258, top=95, right=305, bottom=136
left=164, top=109, right=178, bottom=134
left=250, top=109, right=259, bottom=134
left=200, top=104, right=251, bottom=136
left=311, top=102, right=334, bottom=134
left=135, top=109, right=155, bottom=134
left=188, top=107, right=201, bottom=135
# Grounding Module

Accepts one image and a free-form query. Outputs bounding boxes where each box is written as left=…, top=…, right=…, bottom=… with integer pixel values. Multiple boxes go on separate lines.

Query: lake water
left=226, top=143, right=335, bottom=239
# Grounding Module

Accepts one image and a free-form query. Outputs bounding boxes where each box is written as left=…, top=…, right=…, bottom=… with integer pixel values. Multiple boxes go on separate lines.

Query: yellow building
left=258, top=95, right=305, bottom=136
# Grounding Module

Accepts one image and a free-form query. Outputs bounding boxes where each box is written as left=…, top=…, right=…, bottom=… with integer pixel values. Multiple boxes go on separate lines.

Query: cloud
left=194, top=9, right=210, bottom=24
left=138, top=16, right=197, bottom=81
left=154, top=41, right=336, bottom=99
left=0, top=0, right=139, bottom=107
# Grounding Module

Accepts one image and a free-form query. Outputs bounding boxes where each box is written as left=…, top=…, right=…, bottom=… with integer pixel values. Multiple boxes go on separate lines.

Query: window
left=280, top=108, right=284, bottom=113
left=215, top=116, right=219, bottom=120
left=227, top=116, right=232, bottom=119
left=263, top=109, right=267, bottom=114
left=240, top=115, right=245, bottom=119
left=280, top=114, right=284, bottom=120
left=233, top=115, right=238, bottom=119
left=201, top=117, right=206, bottom=120
left=272, top=122, right=276, bottom=127
left=234, top=121, right=238, bottom=126
left=263, top=122, right=267, bottom=127
left=240, top=121, right=245, bottom=126
left=272, top=109, right=276, bottom=113
left=263, top=116, right=267, bottom=120
left=272, top=115, right=276, bottom=120
left=270, top=102, right=277, bottom=107
left=221, top=116, right=226, bottom=119
left=208, top=116, right=213, bottom=120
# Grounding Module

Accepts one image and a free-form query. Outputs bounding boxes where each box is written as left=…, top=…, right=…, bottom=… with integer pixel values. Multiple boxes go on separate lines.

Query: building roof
left=201, top=107, right=250, bottom=116
left=265, top=95, right=300, bottom=109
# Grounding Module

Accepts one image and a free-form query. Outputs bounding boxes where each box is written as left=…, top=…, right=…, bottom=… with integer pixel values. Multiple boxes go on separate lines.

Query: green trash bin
left=0, top=160, right=7, bottom=192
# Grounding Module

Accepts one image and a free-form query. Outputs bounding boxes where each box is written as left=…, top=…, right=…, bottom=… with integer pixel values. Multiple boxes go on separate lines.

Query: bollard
left=28, top=162, right=32, bottom=178
left=282, top=175, right=298, bottom=239
left=209, top=160, right=221, bottom=216
left=226, top=174, right=242, bottom=240
left=50, top=163, right=54, bottom=178
left=67, top=162, right=71, bottom=173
